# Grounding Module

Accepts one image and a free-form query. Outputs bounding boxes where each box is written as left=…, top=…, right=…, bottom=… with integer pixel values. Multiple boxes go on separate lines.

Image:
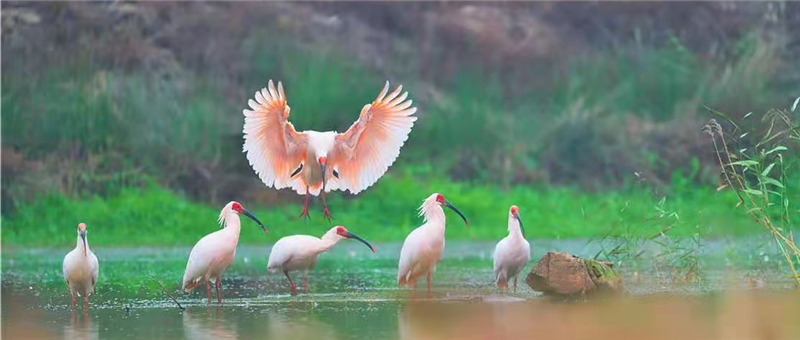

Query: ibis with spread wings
left=242, top=80, right=417, bottom=221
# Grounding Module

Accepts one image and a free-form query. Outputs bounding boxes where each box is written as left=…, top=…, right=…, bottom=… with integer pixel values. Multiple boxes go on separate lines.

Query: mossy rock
left=526, top=252, right=624, bottom=296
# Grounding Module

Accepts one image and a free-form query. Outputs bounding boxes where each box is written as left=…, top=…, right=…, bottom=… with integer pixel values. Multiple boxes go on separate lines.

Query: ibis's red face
left=334, top=226, right=375, bottom=253
left=77, top=223, right=88, bottom=257
left=433, top=193, right=469, bottom=226
left=230, top=202, right=268, bottom=235
left=509, top=204, right=525, bottom=237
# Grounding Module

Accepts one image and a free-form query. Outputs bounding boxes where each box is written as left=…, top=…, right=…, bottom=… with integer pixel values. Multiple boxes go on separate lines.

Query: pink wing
left=331, top=82, right=418, bottom=194
left=243, top=80, right=308, bottom=193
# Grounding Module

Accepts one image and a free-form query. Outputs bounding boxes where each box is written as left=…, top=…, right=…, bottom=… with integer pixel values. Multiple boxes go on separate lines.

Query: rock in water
left=525, top=252, right=623, bottom=296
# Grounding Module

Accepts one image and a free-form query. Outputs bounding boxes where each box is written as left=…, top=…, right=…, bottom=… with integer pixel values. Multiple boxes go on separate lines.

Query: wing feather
left=243, top=80, right=308, bottom=193
left=331, top=82, right=418, bottom=194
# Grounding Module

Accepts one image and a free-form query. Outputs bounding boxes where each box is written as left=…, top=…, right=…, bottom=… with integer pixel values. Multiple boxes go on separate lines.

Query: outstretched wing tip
left=242, top=81, right=306, bottom=192
left=376, top=81, right=391, bottom=102
left=333, top=81, right=418, bottom=194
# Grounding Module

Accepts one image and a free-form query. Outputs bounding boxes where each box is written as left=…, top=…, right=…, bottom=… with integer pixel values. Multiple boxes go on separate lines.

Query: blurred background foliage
left=2, top=1, right=799, bottom=245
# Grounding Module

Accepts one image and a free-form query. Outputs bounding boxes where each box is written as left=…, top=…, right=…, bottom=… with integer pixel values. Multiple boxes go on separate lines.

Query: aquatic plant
left=590, top=194, right=703, bottom=283
left=704, top=98, right=800, bottom=286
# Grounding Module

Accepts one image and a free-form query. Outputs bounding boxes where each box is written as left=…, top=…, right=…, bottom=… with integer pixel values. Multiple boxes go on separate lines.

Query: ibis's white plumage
left=267, top=226, right=375, bottom=294
left=243, top=80, right=417, bottom=196
left=63, top=223, right=99, bottom=308
left=182, top=202, right=243, bottom=293
left=397, top=194, right=447, bottom=287
left=267, top=228, right=346, bottom=274
left=492, top=206, right=530, bottom=292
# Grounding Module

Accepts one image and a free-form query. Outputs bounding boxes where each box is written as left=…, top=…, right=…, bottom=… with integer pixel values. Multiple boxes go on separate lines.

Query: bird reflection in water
left=182, top=307, right=238, bottom=340
left=265, top=312, right=339, bottom=340
left=64, top=310, right=98, bottom=340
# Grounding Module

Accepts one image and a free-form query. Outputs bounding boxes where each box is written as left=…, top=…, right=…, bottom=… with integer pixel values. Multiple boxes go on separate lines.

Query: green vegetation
left=704, top=104, right=800, bottom=285
left=3, top=32, right=792, bottom=198
left=3, top=166, right=768, bottom=247
left=2, top=68, right=229, bottom=161
left=2, top=25, right=797, bottom=249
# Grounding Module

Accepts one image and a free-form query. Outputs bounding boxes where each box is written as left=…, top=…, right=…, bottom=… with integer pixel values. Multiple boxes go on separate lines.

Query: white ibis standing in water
left=63, top=223, right=99, bottom=309
left=242, top=80, right=417, bottom=221
left=267, top=226, right=375, bottom=295
left=397, top=193, right=469, bottom=294
left=492, top=205, right=530, bottom=293
left=182, top=201, right=266, bottom=304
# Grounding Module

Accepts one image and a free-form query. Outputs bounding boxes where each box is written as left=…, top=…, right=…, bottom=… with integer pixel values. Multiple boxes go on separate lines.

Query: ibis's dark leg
left=215, top=279, right=223, bottom=304
left=299, top=187, right=310, bottom=220
left=284, top=270, right=298, bottom=295
left=426, top=272, right=432, bottom=296
left=321, top=190, right=333, bottom=222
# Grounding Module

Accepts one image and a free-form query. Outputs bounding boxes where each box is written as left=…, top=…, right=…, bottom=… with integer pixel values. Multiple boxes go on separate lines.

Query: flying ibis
left=242, top=80, right=417, bottom=221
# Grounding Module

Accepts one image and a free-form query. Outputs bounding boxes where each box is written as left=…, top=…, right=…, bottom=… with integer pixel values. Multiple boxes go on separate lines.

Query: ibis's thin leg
left=205, top=281, right=212, bottom=304
left=321, top=190, right=333, bottom=222
left=426, top=272, right=432, bottom=296
left=215, top=279, right=223, bottom=305
left=300, top=188, right=310, bottom=219
left=303, top=270, right=309, bottom=293
left=284, top=270, right=298, bottom=295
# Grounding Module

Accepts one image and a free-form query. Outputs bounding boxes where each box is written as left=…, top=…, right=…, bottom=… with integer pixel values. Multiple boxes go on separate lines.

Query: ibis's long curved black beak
left=346, top=231, right=375, bottom=253
left=80, top=231, right=87, bottom=257
left=242, top=209, right=268, bottom=235
left=514, top=212, right=525, bottom=237
left=320, top=163, right=327, bottom=192
left=444, top=200, right=469, bottom=226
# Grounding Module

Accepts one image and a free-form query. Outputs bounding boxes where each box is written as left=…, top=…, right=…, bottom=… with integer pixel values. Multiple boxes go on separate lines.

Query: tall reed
left=704, top=98, right=800, bottom=286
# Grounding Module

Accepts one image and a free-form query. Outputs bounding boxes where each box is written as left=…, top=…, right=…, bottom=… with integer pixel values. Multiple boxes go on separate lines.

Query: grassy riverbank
left=2, top=168, right=765, bottom=247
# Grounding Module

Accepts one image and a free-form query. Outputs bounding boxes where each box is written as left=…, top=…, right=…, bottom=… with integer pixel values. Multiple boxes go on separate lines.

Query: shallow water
left=2, top=240, right=799, bottom=339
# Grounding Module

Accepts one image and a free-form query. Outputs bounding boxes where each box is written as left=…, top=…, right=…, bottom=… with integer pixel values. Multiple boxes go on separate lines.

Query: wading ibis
left=63, top=223, right=99, bottom=309
left=492, top=205, right=530, bottom=292
left=242, top=80, right=417, bottom=221
left=397, top=193, right=468, bottom=294
left=182, top=201, right=266, bottom=304
left=267, top=226, right=375, bottom=295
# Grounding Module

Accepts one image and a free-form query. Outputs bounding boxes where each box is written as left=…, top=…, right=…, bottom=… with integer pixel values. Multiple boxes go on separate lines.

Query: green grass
left=2, top=166, right=767, bottom=247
